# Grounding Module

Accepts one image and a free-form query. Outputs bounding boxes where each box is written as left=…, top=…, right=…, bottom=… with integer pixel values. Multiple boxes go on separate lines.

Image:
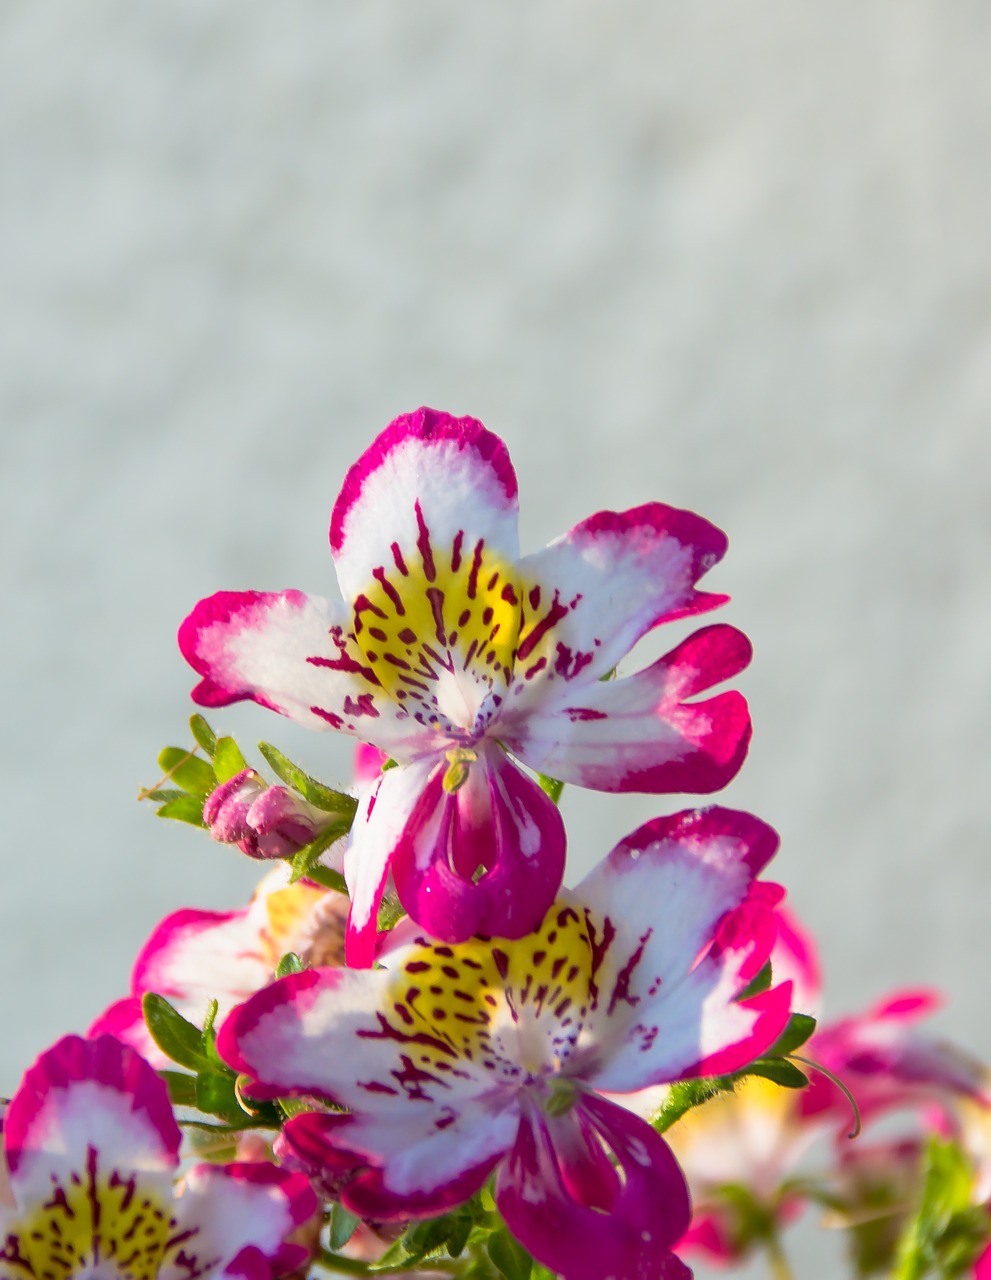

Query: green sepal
left=157, top=747, right=216, bottom=798
left=536, top=773, right=565, bottom=806
left=258, top=741, right=359, bottom=816
left=487, top=1226, right=533, bottom=1280
left=300, top=863, right=349, bottom=894
left=768, top=1012, right=817, bottom=1058
left=213, top=736, right=249, bottom=783
left=159, top=1070, right=198, bottom=1108
left=288, top=823, right=352, bottom=886
left=142, top=993, right=210, bottom=1072
left=155, top=795, right=207, bottom=827
left=329, top=1204, right=362, bottom=1251
left=737, top=960, right=773, bottom=1001
left=201, top=998, right=220, bottom=1058
left=375, top=1200, right=486, bottom=1270
left=276, top=951, right=305, bottom=978
left=381, top=757, right=398, bottom=771
left=742, top=1057, right=809, bottom=1089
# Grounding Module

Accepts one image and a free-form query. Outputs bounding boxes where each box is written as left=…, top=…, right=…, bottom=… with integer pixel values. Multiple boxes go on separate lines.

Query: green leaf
left=288, top=823, right=352, bottom=886
left=258, top=741, right=359, bottom=817
left=189, top=714, right=218, bottom=757
left=536, top=773, right=565, bottom=805
left=155, top=795, right=207, bottom=827
left=330, top=1203, right=362, bottom=1251
left=195, top=1067, right=241, bottom=1122
left=301, top=863, right=349, bottom=894
left=488, top=1227, right=533, bottom=1280
left=652, top=1076, right=734, bottom=1133
left=743, top=1057, right=809, bottom=1089
left=143, top=788, right=187, bottom=804
left=276, top=952, right=304, bottom=978
left=737, top=961, right=773, bottom=1001
left=159, top=1070, right=197, bottom=1107
left=213, top=736, right=249, bottom=783
left=768, top=1012, right=817, bottom=1057
left=142, top=993, right=209, bottom=1072
left=202, top=999, right=220, bottom=1058
left=894, top=1137, right=985, bottom=1280
left=157, top=747, right=216, bottom=798
left=377, top=895, right=406, bottom=932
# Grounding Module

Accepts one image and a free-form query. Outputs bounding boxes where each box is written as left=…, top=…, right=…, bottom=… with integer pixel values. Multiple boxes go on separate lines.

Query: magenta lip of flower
left=216, top=805, right=791, bottom=1280
left=1, top=1033, right=317, bottom=1276
left=179, top=407, right=754, bottom=963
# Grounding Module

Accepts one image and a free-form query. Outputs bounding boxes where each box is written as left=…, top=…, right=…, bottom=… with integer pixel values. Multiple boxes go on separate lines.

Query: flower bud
left=203, top=768, right=334, bottom=860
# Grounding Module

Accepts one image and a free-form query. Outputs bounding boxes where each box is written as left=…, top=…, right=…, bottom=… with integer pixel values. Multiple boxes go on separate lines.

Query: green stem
left=763, top=1232, right=796, bottom=1280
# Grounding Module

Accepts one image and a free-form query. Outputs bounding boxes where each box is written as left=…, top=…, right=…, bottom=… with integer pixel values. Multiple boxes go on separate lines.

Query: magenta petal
left=496, top=1095, right=692, bottom=1280
left=390, top=748, right=566, bottom=943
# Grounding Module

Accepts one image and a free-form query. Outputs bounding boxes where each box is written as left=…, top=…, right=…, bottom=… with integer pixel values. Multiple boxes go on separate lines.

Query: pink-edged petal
left=772, top=906, right=823, bottom=1018
left=390, top=745, right=566, bottom=946
left=496, top=1095, right=691, bottom=1280
left=329, top=407, right=520, bottom=605
left=218, top=967, right=518, bottom=1206
left=344, top=757, right=436, bottom=968
left=179, top=588, right=425, bottom=754
left=129, top=904, right=274, bottom=1030
left=502, top=624, right=753, bottom=795
left=512, top=500, right=730, bottom=692
left=567, top=808, right=791, bottom=1092
left=4, top=1034, right=179, bottom=1207
left=87, top=996, right=168, bottom=1070
left=281, top=1111, right=503, bottom=1223
left=166, top=1161, right=317, bottom=1279
left=976, top=1241, right=991, bottom=1280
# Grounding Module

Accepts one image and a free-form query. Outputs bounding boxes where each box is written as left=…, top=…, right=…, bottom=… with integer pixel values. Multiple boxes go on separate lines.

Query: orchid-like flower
left=90, top=863, right=347, bottom=1070
left=0, top=1033, right=317, bottom=1278
left=180, top=408, right=753, bottom=963
left=217, top=808, right=791, bottom=1280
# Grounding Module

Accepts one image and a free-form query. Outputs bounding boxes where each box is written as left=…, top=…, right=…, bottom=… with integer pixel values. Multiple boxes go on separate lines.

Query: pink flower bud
left=202, top=768, right=333, bottom=860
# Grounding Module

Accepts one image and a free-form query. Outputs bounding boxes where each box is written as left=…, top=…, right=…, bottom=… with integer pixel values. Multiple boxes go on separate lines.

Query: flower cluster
left=5, top=407, right=989, bottom=1280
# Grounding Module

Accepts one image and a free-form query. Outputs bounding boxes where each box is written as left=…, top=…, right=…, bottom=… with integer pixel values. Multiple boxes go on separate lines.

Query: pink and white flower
left=90, top=865, right=347, bottom=1070
left=217, top=807, right=791, bottom=1280
left=0, top=1033, right=317, bottom=1278
left=180, top=408, right=753, bottom=964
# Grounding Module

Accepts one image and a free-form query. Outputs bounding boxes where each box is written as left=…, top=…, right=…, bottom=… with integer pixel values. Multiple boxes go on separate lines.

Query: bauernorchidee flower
left=180, top=407, right=754, bottom=964
left=0, top=1033, right=317, bottom=1278
left=217, top=807, right=792, bottom=1280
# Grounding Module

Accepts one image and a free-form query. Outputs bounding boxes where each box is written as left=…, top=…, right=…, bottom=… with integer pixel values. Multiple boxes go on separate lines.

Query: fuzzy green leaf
left=157, top=747, right=216, bottom=798
left=258, top=741, right=359, bottom=816
left=330, top=1204, right=362, bottom=1251
left=743, top=1057, right=809, bottom=1089
left=142, top=993, right=209, bottom=1072
left=652, top=1076, right=734, bottom=1133
left=213, top=736, right=249, bottom=783
left=189, top=714, right=218, bottom=757
left=488, top=1228, right=533, bottom=1280
left=737, top=960, right=773, bottom=1001
left=288, top=823, right=352, bottom=886
left=768, top=1012, right=817, bottom=1057
left=159, top=1070, right=197, bottom=1108
left=155, top=795, right=207, bottom=827
left=536, top=774, right=565, bottom=806
left=276, top=951, right=304, bottom=978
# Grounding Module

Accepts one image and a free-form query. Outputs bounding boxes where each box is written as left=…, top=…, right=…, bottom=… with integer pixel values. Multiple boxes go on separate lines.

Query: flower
left=204, top=767, right=342, bottom=861
left=180, top=407, right=753, bottom=964
left=666, top=909, right=991, bottom=1270
left=0, top=1033, right=317, bottom=1278
left=217, top=807, right=791, bottom=1280
left=90, top=863, right=348, bottom=1070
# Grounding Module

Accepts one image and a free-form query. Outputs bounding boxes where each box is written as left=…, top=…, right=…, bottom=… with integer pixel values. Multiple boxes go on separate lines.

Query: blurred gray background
left=1, top=4, right=989, bottom=1275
